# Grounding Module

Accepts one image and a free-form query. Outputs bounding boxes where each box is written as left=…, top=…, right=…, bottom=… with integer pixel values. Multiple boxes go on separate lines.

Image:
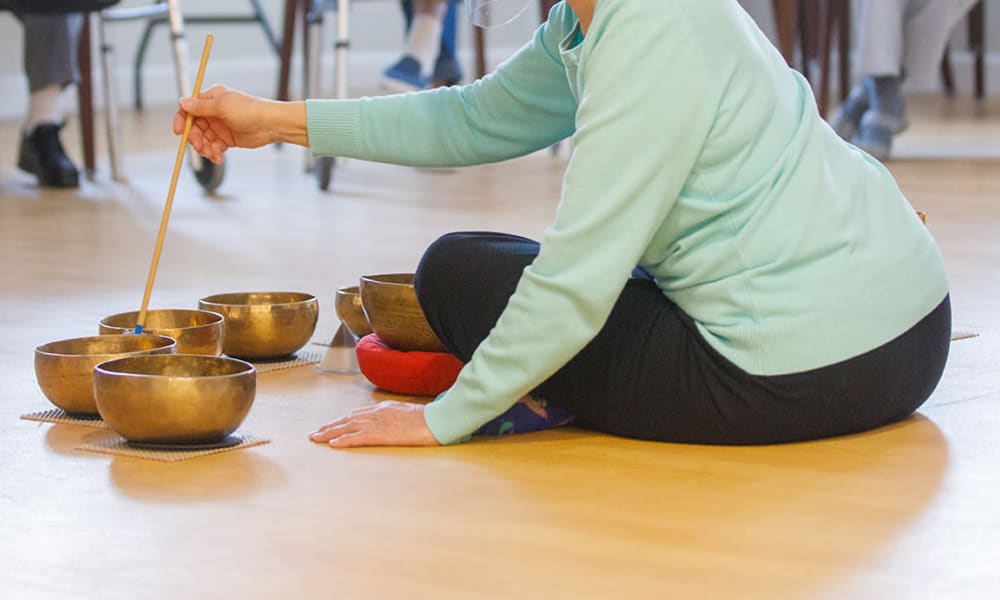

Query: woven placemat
left=21, top=408, right=109, bottom=429
left=250, top=350, right=322, bottom=374
left=75, top=433, right=269, bottom=462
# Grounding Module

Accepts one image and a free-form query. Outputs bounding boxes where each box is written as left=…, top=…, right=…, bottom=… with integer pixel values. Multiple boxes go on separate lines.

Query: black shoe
left=18, top=123, right=80, bottom=188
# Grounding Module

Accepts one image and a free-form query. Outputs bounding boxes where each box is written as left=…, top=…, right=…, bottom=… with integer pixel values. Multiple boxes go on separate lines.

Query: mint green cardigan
left=306, top=0, right=949, bottom=444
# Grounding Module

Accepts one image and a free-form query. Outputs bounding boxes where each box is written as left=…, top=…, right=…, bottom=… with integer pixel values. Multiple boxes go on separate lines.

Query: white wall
left=0, top=0, right=997, bottom=120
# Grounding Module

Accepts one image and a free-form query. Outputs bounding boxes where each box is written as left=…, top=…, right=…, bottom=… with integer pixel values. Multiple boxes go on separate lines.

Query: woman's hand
left=309, top=401, right=442, bottom=449
left=173, top=85, right=308, bottom=163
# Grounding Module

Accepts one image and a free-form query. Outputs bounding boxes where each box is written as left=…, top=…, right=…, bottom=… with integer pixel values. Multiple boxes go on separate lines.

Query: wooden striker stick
left=135, top=33, right=215, bottom=334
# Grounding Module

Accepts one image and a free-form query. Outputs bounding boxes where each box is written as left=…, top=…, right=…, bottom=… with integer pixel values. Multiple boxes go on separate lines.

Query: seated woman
left=176, top=0, right=951, bottom=449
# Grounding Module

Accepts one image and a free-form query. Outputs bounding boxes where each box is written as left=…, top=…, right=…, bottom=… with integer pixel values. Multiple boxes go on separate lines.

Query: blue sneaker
left=380, top=55, right=427, bottom=93
left=854, top=109, right=910, bottom=161
left=431, top=54, right=463, bottom=87
left=829, top=85, right=869, bottom=141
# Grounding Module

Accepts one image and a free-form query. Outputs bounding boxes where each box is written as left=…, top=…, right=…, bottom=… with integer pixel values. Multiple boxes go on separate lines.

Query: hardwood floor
left=1, top=94, right=998, bottom=599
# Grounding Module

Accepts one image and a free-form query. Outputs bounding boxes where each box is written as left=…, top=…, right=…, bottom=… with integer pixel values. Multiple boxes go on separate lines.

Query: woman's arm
left=306, top=3, right=578, bottom=167
left=174, top=87, right=307, bottom=164
left=176, top=3, right=577, bottom=167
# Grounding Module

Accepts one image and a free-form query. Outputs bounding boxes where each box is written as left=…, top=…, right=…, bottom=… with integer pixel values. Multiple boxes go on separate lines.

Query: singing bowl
left=93, top=354, right=256, bottom=445
left=34, top=334, right=177, bottom=416
left=334, top=285, right=373, bottom=339
left=198, top=292, right=318, bottom=360
left=359, top=273, right=446, bottom=352
left=99, top=309, right=224, bottom=356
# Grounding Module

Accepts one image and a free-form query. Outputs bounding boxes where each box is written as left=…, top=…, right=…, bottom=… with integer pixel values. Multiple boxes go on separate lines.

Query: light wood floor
left=1, top=95, right=999, bottom=599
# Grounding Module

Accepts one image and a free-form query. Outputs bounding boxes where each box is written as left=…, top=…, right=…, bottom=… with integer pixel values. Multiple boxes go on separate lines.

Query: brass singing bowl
left=334, top=285, right=373, bottom=339
left=359, top=273, right=446, bottom=352
left=198, top=292, right=319, bottom=360
left=99, top=309, right=224, bottom=356
left=93, top=354, right=256, bottom=445
left=34, top=334, right=177, bottom=416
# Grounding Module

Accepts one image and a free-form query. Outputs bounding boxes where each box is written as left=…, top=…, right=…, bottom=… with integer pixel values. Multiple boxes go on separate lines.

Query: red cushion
left=356, top=333, right=464, bottom=396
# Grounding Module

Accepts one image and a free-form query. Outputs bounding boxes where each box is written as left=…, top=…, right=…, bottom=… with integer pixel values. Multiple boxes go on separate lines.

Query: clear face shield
left=465, top=0, right=532, bottom=28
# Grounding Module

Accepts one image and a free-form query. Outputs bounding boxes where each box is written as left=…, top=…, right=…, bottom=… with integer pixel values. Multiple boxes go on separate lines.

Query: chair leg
left=277, top=0, right=300, bottom=101
left=941, top=48, right=956, bottom=97
left=77, top=13, right=96, bottom=179
left=474, top=27, right=487, bottom=80
left=817, top=0, right=833, bottom=116
left=837, top=0, right=850, bottom=103
left=798, top=0, right=821, bottom=84
left=772, top=0, right=798, bottom=65
left=969, top=0, right=985, bottom=100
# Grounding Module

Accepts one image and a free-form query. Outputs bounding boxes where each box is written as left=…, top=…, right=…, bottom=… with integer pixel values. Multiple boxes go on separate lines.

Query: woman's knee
left=415, top=231, right=538, bottom=302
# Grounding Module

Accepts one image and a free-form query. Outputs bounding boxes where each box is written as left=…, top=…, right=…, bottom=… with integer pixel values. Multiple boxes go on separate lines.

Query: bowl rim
left=99, top=308, right=225, bottom=329
left=94, top=353, right=256, bottom=379
left=198, top=291, right=318, bottom=308
left=35, top=334, right=177, bottom=358
left=359, top=273, right=416, bottom=287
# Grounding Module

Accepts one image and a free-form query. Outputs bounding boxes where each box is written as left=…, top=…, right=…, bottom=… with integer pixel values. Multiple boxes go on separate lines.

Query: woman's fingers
left=309, top=421, right=366, bottom=443
left=327, top=430, right=374, bottom=448
left=307, top=401, right=440, bottom=449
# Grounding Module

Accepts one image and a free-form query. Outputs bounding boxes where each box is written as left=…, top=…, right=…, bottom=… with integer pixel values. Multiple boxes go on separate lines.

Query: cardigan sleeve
left=305, top=3, right=578, bottom=167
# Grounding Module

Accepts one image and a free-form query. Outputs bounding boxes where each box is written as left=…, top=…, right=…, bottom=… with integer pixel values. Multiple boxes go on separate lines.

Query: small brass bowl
left=359, top=273, right=446, bottom=352
left=34, top=334, right=177, bottom=416
left=335, top=285, right=373, bottom=339
left=93, top=354, right=256, bottom=445
left=99, top=309, right=224, bottom=356
left=198, top=292, right=319, bottom=360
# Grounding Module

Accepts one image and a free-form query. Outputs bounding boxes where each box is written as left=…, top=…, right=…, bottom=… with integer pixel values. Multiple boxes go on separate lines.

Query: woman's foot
left=17, top=122, right=79, bottom=188
left=829, top=84, right=869, bottom=141
left=475, top=394, right=574, bottom=436
left=854, top=110, right=909, bottom=161
left=431, top=54, right=463, bottom=87
left=853, top=76, right=909, bottom=161
left=380, top=55, right=428, bottom=92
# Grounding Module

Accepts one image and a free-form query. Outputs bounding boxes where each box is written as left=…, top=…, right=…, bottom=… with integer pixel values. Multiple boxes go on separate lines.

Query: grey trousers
left=18, top=12, right=84, bottom=92
left=855, top=0, right=978, bottom=88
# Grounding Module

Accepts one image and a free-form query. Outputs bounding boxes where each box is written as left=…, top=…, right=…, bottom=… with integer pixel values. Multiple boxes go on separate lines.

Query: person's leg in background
left=17, top=11, right=83, bottom=188
left=383, top=0, right=460, bottom=92
left=829, top=0, right=908, bottom=159
left=432, top=1, right=462, bottom=87
left=830, top=0, right=977, bottom=160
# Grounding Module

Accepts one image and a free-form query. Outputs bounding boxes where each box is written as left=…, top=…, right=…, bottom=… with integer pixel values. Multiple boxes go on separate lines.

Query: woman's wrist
left=263, top=100, right=309, bottom=147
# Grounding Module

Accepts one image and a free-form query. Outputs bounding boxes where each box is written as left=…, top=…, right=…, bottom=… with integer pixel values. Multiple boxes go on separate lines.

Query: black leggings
left=414, top=232, right=952, bottom=445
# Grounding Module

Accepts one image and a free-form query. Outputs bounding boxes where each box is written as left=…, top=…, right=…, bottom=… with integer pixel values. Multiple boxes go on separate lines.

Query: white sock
left=405, top=14, right=443, bottom=78
left=26, top=84, right=64, bottom=132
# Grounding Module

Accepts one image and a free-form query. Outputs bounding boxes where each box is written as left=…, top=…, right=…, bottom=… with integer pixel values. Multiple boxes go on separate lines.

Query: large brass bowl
left=99, top=309, right=224, bottom=356
left=198, top=292, right=319, bottom=360
left=359, top=273, right=446, bottom=352
left=93, top=354, right=256, bottom=445
left=34, top=334, right=176, bottom=416
left=334, top=285, right=373, bottom=339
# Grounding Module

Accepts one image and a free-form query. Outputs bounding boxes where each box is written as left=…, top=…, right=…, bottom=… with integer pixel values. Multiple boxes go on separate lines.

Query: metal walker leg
left=96, top=0, right=225, bottom=192
left=305, top=0, right=350, bottom=190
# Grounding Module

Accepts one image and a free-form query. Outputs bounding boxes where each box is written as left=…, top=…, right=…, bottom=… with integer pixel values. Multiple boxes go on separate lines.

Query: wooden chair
left=941, top=0, right=986, bottom=100
left=771, top=0, right=851, bottom=117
